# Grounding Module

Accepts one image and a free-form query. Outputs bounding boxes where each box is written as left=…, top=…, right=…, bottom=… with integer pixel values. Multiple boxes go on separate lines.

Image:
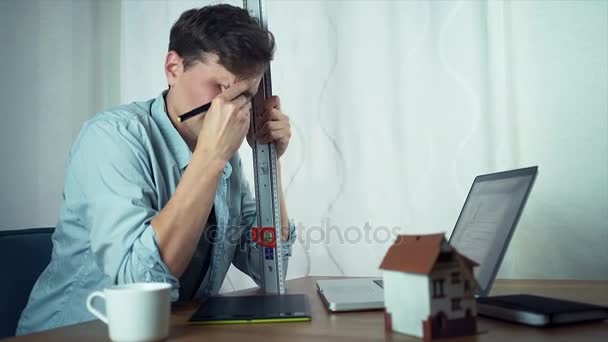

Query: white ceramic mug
left=86, top=282, right=172, bottom=342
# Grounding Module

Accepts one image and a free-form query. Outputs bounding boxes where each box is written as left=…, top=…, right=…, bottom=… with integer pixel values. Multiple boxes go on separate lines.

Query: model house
left=379, top=233, right=479, bottom=340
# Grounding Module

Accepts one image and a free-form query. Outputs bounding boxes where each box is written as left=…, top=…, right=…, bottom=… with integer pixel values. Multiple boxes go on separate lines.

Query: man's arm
left=152, top=81, right=253, bottom=277
left=234, top=93, right=295, bottom=285
left=69, top=119, right=185, bottom=300
left=150, top=148, right=224, bottom=277
left=232, top=155, right=296, bottom=286
left=277, top=160, right=291, bottom=242
left=72, top=84, right=253, bottom=296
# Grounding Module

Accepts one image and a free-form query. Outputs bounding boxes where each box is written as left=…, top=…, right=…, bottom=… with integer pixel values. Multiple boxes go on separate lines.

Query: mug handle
left=86, top=291, right=108, bottom=324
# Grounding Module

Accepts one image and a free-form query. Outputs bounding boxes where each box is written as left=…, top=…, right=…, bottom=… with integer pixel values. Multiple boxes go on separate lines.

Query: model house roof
left=379, top=233, right=478, bottom=275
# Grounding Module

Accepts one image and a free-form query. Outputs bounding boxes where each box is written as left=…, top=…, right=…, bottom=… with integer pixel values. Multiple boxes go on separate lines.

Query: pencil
left=177, top=102, right=212, bottom=123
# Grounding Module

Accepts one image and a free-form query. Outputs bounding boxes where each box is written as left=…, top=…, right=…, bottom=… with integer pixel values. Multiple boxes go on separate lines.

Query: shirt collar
left=150, top=90, right=192, bottom=169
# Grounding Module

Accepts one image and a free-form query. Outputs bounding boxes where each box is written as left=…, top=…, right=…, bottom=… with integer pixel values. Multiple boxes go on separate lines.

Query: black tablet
left=189, top=294, right=312, bottom=325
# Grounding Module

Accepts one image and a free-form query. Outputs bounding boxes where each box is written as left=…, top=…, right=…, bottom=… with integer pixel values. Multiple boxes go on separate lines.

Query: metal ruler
left=243, top=0, right=285, bottom=295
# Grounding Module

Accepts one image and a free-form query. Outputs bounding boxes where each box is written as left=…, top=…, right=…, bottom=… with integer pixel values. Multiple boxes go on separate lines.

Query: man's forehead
left=224, top=74, right=262, bottom=98
left=187, top=54, right=262, bottom=96
left=201, top=53, right=261, bottom=84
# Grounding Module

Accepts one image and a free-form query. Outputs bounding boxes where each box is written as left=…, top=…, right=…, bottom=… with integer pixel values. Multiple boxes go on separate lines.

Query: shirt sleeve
left=67, top=117, right=179, bottom=301
left=231, top=157, right=296, bottom=287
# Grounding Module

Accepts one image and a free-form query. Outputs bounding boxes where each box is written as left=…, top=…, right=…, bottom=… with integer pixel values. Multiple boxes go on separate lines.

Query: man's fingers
left=219, top=81, right=251, bottom=102
left=265, top=108, right=285, bottom=120
left=264, top=95, right=281, bottom=111
left=256, top=109, right=287, bottom=129
left=232, top=95, right=249, bottom=109
left=256, top=121, right=283, bottom=137
left=257, top=127, right=290, bottom=144
left=256, top=121, right=289, bottom=139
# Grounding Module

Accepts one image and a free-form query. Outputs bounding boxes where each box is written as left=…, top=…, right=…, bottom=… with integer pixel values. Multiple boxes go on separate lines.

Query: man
left=17, top=4, right=295, bottom=335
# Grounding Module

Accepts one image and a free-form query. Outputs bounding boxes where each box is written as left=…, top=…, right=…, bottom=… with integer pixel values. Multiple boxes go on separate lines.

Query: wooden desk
left=4, top=277, right=607, bottom=341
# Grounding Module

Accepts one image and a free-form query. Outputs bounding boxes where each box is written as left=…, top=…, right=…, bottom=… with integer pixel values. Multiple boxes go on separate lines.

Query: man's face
left=166, top=52, right=262, bottom=139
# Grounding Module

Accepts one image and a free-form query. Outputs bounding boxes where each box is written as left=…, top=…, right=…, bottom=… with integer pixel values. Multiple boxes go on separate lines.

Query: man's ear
left=165, top=51, right=184, bottom=88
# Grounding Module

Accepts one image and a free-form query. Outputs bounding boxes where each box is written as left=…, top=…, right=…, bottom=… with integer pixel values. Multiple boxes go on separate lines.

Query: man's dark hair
left=169, top=4, right=275, bottom=78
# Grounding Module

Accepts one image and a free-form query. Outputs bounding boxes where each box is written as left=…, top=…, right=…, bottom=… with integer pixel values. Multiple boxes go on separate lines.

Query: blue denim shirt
left=16, top=92, right=296, bottom=335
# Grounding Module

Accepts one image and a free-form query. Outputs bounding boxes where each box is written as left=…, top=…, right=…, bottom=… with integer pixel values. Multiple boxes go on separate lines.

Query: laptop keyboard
left=373, top=280, right=384, bottom=288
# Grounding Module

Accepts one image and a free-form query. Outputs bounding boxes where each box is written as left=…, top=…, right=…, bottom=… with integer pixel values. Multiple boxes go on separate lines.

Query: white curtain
left=1, top=0, right=606, bottom=292
left=0, top=0, right=120, bottom=228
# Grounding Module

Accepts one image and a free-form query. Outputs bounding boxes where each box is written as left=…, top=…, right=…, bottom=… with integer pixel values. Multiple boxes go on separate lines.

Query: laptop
left=317, top=166, right=608, bottom=326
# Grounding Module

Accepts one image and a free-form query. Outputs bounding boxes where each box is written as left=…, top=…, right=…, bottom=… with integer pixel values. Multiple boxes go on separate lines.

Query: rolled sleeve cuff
left=281, top=219, right=297, bottom=257
left=135, top=226, right=180, bottom=301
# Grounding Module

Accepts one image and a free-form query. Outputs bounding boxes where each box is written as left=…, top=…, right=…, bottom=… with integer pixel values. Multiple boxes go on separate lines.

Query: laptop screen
left=448, top=166, right=538, bottom=297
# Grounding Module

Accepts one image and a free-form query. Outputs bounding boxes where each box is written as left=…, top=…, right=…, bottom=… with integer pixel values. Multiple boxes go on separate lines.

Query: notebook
left=189, top=294, right=312, bottom=325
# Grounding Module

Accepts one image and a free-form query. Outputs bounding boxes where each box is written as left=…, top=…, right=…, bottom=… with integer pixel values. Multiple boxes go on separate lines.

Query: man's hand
left=196, top=81, right=252, bottom=163
left=247, top=95, right=292, bottom=241
left=249, top=95, right=291, bottom=159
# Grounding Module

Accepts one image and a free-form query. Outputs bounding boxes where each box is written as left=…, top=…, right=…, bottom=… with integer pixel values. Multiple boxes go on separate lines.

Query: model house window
left=451, top=298, right=462, bottom=311
left=432, top=279, right=445, bottom=298
left=451, top=271, right=460, bottom=284
left=464, top=280, right=470, bottom=292
left=437, top=252, right=452, bottom=263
